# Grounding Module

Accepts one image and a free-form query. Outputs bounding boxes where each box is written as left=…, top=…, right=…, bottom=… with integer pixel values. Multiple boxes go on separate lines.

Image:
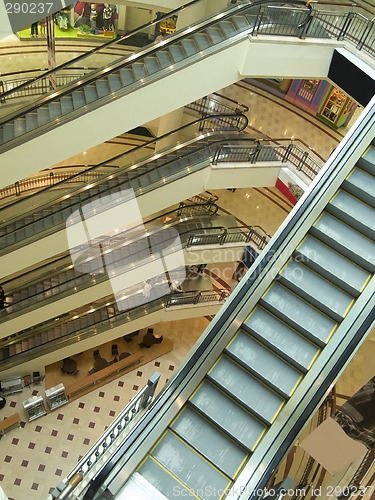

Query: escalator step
left=218, top=20, right=237, bottom=38
left=119, top=69, right=135, bottom=86
left=206, top=26, right=226, bottom=43
left=208, top=355, right=285, bottom=424
left=180, top=39, right=199, bottom=57
left=311, top=212, right=375, bottom=272
left=60, top=96, right=74, bottom=114
left=2, top=123, right=14, bottom=142
left=358, top=146, right=375, bottom=174
left=232, top=14, right=251, bottom=31
left=226, top=330, right=302, bottom=397
left=48, top=102, right=62, bottom=119
left=138, top=456, right=189, bottom=499
left=168, top=45, right=185, bottom=63
left=156, top=51, right=172, bottom=69
left=143, top=57, right=160, bottom=75
left=132, top=62, right=147, bottom=80
left=107, top=74, right=122, bottom=91
left=95, top=79, right=110, bottom=98
left=260, top=282, right=336, bottom=345
left=192, top=33, right=211, bottom=51
left=295, top=235, right=370, bottom=296
left=150, top=430, right=231, bottom=497
left=327, top=190, right=375, bottom=240
left=170, top=405, right=248, bottom=479
left=343, top=167, right=375, bottom=209
left=83, top=85, right=98, bottom=104
left=14, top=119, right=26, bottom=137
left=37, top=107, right=50, bottom=126
left=278, top=259, right=354, bottom=322
left=243, top=307, right=320, bottom=371
left=190, top=380, right=266, bottom=450
left=72, top=90, right=86, bottom=109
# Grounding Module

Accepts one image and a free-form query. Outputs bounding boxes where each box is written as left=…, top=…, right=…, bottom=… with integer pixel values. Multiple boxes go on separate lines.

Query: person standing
left=31, top=22, right=38, bottom=37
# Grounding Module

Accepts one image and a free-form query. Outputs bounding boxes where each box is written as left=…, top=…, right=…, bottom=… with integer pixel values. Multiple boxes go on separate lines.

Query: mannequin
left=90, top=4, right=98, bottom=29
left=103, top=4, right=112, bottom=30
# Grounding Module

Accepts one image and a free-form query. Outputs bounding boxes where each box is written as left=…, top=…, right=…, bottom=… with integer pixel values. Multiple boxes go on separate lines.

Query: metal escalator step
left=244, top=307, right=320, bottom=371
left=95, top=79, right=110, bottom=98
left=208, top=356, right=285, bottom=424
left=2, top=123, right=14, bottom=142
left=206, top=26, right=225, bottom=43
left=143, top=57, right=160, bottom=74
left=119, top=69, right=135, bottom=86
left=138, top=457, right=188, bottom=499
left=295, top=235, right=370, bottom=296
left=60, top=96, right=74, bottom=114
left=107, top=73, right=122, bottom=91
left=190, top=380, right=266, bottom=450
left=72, top=90, right=86, bottom=109
left=260, top=282, right=337, bottom=345
left=132, top=62, right=147, bottom=80
left=171, top=406, right=247, bottom=479
left=226, top=330, right=302, bottom=398
left=14, top=119, right=26, bottom=137
left=311, top=212, right=375, bottom=272
left=278, top=259, right=354, bottom=322
left=25, top=112, right=38, bottom=132
left=48, top=102, right=62, bottom=119
left=232, top=14, right=252, bottom=31
left=156, top=51, right=172, bottom=69
left=327, top=190, right=375, bottom=240
left=37, top=107, right=50, bottom=126
left=218, top=20, right=237, bottom=38
left=180, top=39, right=199, bottom=56
left=83, top=85, right=98, bottom=104
left=167, top=45, right=185, bottom=63
left=358, top=145, right=375, bottom=174
left=150, top=431, right=231, bottom=497
left=192, top=33, right=211, bottom=50
left=343, top=167, right=375, bottom=209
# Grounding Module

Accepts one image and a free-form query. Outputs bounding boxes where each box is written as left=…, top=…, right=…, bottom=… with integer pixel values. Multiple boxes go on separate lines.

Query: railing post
left=0, top=81, right=5, bottom=103
left=297, top=151, right=309, bottom=171
left=212, top=146, right=221, bottom=165
left=254, top=6, right=265, bottom=36
left=220, top=229, right=227, bottom=245
left=282, top=144, right=293, bottom=163
left=15, top=181, right=21, bottom=196
left=338, top=10, right=354, bottom=41
left=299, top=9, right=315, bottom=39
left=140, top=372, right=161, bottom=409
left=193, top=292, right=201, bottom=305
left=251, top=142, right=261, bottom=164
left=356, top=18, right=374, bottom=51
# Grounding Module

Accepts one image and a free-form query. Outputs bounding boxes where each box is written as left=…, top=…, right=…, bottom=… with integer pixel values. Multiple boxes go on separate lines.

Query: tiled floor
left=0, top=77, right=369, bottom=500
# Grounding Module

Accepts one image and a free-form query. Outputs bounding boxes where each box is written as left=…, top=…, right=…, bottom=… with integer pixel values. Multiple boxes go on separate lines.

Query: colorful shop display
left=285, top=79, right=358, bottom=129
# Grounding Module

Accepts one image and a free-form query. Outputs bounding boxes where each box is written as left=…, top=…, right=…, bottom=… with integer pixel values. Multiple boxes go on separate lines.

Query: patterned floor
left=0, top=77, right=369, bottom=500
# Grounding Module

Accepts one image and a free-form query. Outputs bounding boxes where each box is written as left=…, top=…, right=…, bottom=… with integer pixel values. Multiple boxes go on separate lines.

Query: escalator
left=1, top=203, right=246, bottom=336
left=0, top=0, right=361, bottom=180
left=68, top=99, right=375, bottom=500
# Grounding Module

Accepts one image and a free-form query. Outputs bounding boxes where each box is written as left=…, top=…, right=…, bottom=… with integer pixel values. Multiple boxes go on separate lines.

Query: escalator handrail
left=81, top=98, right=375, bottom=500
left=0, top=0, right=307, bottom=127
left=0, top=112, right=247, bottom=220
left=0, top=0, right=203, bottom=103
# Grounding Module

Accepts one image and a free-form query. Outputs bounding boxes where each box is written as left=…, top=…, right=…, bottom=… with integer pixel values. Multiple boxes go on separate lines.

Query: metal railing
left=0, top=285, right=230, bottom=370
left=0, top=73, right=86, bottom=102
left=186, top=224, right=269, bottom=250
left=213, top=142, right=321, bottom=180
left=252, top=5, right=375, bottom=58
left=0, top=1, right=373, bottom=113
left=50, top=372, right=161, bottom=500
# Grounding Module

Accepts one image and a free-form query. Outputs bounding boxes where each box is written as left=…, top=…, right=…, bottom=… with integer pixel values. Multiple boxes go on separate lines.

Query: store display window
left=321, top=88, right=347, bottom=124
